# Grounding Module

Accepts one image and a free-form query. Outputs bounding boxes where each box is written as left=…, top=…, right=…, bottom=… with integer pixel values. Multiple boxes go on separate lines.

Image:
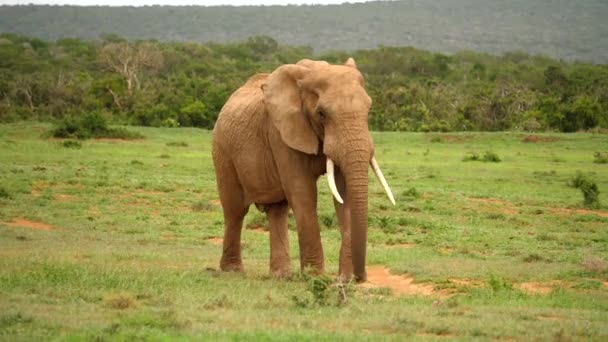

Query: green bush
left=593, top=152, right=608, bottom=164
left=0, top=186, right=11, bottom=199
left=567, top=172, right=600, bottom=209
left=482, top=151, right=501, bottom=162
left=62, top=140, right=82, bottom=149
left=463, top=151, right=501, bottom=162
left=51, top=112, right=143, bottom=140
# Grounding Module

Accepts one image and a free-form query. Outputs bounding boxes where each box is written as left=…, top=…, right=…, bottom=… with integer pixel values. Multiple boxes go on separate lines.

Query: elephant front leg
left=333, top=168, right=353, bottom=281
left=267, top=202, right=291, bottom=278
left=288, top=183, right=325, bottom=274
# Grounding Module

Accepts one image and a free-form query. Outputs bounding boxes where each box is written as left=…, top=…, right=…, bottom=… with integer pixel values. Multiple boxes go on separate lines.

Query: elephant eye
left=318, top=110, right=326, bottom=121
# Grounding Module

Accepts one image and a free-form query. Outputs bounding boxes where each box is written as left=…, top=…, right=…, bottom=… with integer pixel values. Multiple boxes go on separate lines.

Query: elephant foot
left=220, top=258, right=244, bottom=272
left=270, top=266, right=292, bottom=279
left=354, top=270, right=367, bottom=283
left=337, top=271, right=353, bottom=283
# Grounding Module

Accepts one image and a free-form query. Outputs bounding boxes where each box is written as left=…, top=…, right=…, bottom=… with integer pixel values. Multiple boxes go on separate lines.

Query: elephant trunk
left=343, top=150, right=370, bottom=283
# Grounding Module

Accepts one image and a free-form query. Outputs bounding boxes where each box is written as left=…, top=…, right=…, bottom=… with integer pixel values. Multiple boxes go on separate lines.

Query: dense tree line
left=1, top=1, right=607, bottom=63
left=0, top=33, right=607, bottom=132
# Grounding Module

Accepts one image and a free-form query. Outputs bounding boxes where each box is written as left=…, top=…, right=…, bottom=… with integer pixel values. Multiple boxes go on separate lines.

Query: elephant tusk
left=326, top=159, right=344, bottom=204
left=370, top=157, right=396, bottom=205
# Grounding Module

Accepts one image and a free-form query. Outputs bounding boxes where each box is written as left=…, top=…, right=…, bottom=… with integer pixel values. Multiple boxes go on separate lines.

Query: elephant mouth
left=326, top=157, right=395, bottom=205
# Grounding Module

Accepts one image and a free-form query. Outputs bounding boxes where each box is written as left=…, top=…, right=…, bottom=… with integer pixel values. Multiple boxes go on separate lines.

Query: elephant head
left=262, top=58, right=394, bottom=282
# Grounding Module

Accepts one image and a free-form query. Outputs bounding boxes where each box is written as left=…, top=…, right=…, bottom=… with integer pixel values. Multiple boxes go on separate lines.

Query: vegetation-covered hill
left=1, top=0, right=608, bottom=63
left=1, top=33, right=607, bottom=132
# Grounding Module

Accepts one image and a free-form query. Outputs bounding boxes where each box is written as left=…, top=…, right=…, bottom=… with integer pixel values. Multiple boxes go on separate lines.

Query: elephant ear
left=262, top=64, right=319, bottom=155
left=344, top=57, right=357, bottom=69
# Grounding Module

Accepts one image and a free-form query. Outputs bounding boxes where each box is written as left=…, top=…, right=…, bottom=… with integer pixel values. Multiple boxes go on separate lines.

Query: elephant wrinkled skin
left=211, top=58, right=394, bottom=282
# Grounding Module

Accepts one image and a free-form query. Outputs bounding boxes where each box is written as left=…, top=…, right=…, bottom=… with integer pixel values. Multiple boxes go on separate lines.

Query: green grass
left=1, top=123, right=607, bottom=340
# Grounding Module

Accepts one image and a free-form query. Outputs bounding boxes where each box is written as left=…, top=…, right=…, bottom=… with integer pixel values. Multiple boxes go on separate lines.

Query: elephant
left=211, top=58, right=394, bottom=282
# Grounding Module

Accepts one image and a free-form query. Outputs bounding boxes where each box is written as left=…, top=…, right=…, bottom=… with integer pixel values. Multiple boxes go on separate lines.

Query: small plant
left=191, top=200, right=214, bottom=212
left=523, top=253, right=546, bottom=263
left=463, top=151, right=501, bottom=162
left=0, top=186, right=11, bottom=199
left=402, top=187, right=420, bottom=198
left=593, top=151, right=608, bottom=164
left=581, top=255, right=608, bottom=274
left=462, top=152, right=480, bottom=162
left=62, top=140, right=82, bottom=149
left=487, top=275, right=513, bottom=292
left=159, top=154, right=171, bottom=159
left=130, top=160, right=144, bottom=165
left=166, top=141, right=189, bottom=147
left=319, top=213, right=335, bottom=230
left=291, top=273, right=355, bottom=308
left=104, top=293, right=137, bottom=310
left=482, top=151, right=501, bottom=162
left=567, top=171, right=600, bottom=209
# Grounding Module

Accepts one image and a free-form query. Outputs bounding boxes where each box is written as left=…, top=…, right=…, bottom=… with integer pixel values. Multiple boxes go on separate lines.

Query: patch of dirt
left=603, top=281, right=608, bottom=288
left=246, top=226, right=269, bottom=234
left=2, top=218, right=54, bottom=231
left=538, top=314, right=565, bottom=321
left=30, top=180, right=50, bottom=197
left=361, top=266, right=437, bottom=296
left=209, top=199, right=221, bottom=206
left=55, top=194, right=77, bottom=203
left=386, top=242, right=416, bottom=248
left=468, top=197, right=519, bottom=215
left=134, top=190, right=166, bottom=196
left=522, top=135, right=559, bottom=143
left=207, top=237, right=223, bottom=245
left=516, top=281, right=565, bottom=295
left=448, top=278, right=482, bottom=288
left=550, top=207, right=608, bottom=218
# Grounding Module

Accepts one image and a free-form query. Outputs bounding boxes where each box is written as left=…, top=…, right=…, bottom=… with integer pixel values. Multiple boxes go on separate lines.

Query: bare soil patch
left=209, top=199, right=221, bottom=206
left=550, top=207, right=608, bottom=218
left=386, top=242, right=416, bottom=248
left=361, top=266, right=437, bottom=296
left=516, top=281, right=566, bottom=295
left=56, top=194, right=77, bottom=202
left=522, top=135, right=560, bottom=143
left=2, top=218, right=54, bottom=231
left=246, top=226, right=269, bottom=234
left=467, top=197, right=519, bottom=215
left=448, top=278, right=482, bottom=288
left=207, top=237, right=223, bottom=245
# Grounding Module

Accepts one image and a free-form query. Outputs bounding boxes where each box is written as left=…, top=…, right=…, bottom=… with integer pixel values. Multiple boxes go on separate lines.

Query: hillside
left=1, top=0, right=607, bottom=62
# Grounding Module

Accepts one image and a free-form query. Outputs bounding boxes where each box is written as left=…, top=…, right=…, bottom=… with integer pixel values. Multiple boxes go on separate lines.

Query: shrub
left=166, top=141, right=189, bottom=147
left=593, top=152, right=608, bottom=164
left=462, top=152, right=480, bottom=162
left=0, top=186, right=11, bottom=199
left=51, top=112, right=143, bottom=140
left=567, top=172, right=600, bottom=209
left=482, top=151, right=501, bottom=162
left=402, top=187, right=421, bottom=198
left=463, top=151, right=501, bottom=162
left=62, top=140, right=82, bottom=149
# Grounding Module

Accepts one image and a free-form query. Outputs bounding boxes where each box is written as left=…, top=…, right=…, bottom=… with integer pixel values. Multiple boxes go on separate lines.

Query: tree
left=98, top=42, right=164, bottom=96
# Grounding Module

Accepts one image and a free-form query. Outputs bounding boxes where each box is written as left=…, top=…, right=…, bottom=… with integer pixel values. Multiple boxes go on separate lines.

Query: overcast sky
left=0, top=0, right=372, bottom=5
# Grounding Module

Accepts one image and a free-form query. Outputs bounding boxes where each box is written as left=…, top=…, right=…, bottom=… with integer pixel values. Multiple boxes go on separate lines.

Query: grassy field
left=1, top=122, right=607, bottom=340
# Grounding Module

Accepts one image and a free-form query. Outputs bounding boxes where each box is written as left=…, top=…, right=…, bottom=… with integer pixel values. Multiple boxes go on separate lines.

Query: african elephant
left=211, top=58, right=394, bottom=282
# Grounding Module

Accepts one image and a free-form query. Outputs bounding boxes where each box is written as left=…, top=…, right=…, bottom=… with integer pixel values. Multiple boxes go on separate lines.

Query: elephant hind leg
left=215, top=158, right=248, bottom=272
left=266, top=201, right=291, bottom=278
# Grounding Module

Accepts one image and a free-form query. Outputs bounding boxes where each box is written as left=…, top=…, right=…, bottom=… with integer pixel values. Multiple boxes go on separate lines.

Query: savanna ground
left=1, top=122, right=607, bottom=340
